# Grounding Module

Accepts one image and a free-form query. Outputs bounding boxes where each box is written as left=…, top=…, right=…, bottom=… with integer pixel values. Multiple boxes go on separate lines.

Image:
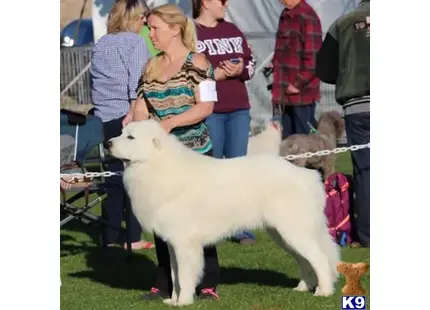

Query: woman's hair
left=107, top=0, right=147, bottom=33
left=191, top=0, right=203, bottom=19
left=144, top=4, right=198, bottom=81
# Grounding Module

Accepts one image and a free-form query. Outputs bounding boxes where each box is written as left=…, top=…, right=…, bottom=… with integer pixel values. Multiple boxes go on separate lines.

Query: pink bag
left=324, top=173, right=352, bottom=246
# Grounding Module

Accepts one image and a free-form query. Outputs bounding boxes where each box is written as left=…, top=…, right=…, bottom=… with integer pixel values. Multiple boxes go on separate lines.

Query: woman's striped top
left=137, top=52, right=214, bottom=154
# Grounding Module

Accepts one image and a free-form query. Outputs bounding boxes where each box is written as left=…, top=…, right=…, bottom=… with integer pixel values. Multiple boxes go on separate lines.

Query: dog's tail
left=319, top=111, right=345, bottom=139
left=248, top=121, right=282, bottom=156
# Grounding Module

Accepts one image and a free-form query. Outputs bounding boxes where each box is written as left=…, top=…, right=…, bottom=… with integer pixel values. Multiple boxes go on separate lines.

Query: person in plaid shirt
left=271, top=0, right=322, bottom=139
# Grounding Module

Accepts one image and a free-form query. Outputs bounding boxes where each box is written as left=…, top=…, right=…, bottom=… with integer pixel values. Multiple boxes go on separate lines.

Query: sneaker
left=240, top=238, right=256, bottom=245
left=232, top=231, right=256, bottom=245
left=140, top=287, right=169, bottom=300
left=198, top=287, right=220, bottom=300
left=350, top=241, right=370, bottom=248
left=124, top=240, right=155, bottom=250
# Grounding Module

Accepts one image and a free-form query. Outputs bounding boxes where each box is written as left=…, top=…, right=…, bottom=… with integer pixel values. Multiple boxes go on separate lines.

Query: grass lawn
left=60, top=152, right=369, bottom=310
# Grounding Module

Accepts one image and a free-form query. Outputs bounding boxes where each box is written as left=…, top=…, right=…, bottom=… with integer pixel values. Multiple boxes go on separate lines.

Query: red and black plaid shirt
left=272, top=1, right=322, bottom=112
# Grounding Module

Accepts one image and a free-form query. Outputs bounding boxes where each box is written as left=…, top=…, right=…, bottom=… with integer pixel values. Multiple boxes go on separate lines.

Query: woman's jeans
left=205, top=109, right=255, bottom=241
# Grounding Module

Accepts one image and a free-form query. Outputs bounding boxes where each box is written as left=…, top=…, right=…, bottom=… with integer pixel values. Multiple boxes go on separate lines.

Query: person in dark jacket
left=316, top=0, right=370, bottom=248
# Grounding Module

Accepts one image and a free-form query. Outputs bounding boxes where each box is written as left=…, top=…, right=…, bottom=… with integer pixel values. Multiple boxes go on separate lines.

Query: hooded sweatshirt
left=195, top=20, right=256, bottom=113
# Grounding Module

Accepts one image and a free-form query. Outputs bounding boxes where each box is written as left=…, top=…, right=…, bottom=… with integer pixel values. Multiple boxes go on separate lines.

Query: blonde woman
left=125, top=4, right=221, bottom=301
left=90, top=0, right=154, bottom=250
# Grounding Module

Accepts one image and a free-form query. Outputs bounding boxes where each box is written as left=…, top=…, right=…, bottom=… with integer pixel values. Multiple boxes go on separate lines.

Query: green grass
left=61, top=152, right=369, bottom=310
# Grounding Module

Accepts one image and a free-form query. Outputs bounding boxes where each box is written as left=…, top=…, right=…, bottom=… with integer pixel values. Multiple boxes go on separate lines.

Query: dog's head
left=107, top=119, right=167, bottom=164
left=319, top=111, right=345, bottom=139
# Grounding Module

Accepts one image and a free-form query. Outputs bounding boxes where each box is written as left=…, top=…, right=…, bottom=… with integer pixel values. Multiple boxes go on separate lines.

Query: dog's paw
left=314, top=286, right=334, bottom=297
left=174, top=297, right=194, bottom=307
left=293, top=280, right=311, bottom=292
left=163, top=298, right=177, bottom=306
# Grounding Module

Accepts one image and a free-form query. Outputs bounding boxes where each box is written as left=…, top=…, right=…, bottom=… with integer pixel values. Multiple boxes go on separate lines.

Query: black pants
left=344, top=112, right=370, bottom=247
left=280, top=102, right=317, bottom=139
left=101, top=115, right=143, bottom=245
left=278, top=102, right=323, bottom=177
left=152, top=150, right=220, bottom=295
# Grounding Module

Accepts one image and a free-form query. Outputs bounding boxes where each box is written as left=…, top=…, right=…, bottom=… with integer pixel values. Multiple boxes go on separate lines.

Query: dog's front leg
left=163, top=243, right=180, bottom=306
left=171, top=241, right=204, bottom=307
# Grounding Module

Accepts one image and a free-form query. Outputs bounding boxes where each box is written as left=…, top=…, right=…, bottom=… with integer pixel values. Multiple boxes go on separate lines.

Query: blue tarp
left=60, top=112, right=104, bottom=162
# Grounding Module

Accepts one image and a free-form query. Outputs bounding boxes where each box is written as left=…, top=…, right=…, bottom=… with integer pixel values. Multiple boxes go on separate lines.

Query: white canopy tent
left=91, top=0, right=361, bottom=118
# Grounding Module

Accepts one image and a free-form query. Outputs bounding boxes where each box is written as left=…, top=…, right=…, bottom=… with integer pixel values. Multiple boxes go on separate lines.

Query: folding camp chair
left=60, top=110, right=132, bottom=253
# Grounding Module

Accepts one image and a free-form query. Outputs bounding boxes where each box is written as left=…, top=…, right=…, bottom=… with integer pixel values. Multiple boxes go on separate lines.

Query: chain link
left=60, top=171, right=123, bottom=179
left=60, top=143, right=370, bottom=179
left=282, top=143, right=370, bottom=161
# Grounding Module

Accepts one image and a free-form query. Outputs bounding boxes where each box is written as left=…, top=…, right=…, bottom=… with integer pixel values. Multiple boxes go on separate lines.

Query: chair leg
left=123, top=199, right=133, bottom=257
left=98, top=143, right=106, bottom=183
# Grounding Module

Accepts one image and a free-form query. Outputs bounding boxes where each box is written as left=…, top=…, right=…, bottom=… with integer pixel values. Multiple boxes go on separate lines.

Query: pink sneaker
left=199, top=287, right=219, bottom=300
left=140, top=287, right=169, bottom=300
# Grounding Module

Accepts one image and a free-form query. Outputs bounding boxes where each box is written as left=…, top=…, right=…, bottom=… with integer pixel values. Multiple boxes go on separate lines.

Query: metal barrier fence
left=60, top=45, right=93, bottom=104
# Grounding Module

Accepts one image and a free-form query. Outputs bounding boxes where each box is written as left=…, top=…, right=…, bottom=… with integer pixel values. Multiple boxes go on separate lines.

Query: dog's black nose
left=105, top=140, right=113, bottom=149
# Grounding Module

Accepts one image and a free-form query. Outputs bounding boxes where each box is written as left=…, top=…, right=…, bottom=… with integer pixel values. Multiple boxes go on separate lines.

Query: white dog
left=108, top=120, right=340, bottom=307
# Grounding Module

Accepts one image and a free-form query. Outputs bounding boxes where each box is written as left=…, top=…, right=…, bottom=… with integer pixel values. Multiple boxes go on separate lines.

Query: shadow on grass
left=67, top=252, right=299, bottom=292
left=66, top=244, right=158, bottom=291
left=61, top=219, right=157, bottom=292
left=62, top=221, right=299, bottom=292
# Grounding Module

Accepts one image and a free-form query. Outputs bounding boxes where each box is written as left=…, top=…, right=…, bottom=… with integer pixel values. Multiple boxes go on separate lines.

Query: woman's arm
left=214, top=66, right=227, bottom=81
left=218, top=26, right=256, bottom=81
left=132, top=96, right=149, bottom=121
left=237, top=32, right=256, bottom=81
left=163, top=102, right=213, bottom=131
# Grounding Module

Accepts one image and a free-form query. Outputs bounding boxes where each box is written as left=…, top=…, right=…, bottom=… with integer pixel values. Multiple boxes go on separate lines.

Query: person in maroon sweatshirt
left=192, top=0, right=257, bottom=245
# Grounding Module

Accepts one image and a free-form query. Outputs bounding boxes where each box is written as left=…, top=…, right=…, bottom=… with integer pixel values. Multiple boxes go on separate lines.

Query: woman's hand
left=220, top=58, right=244, bottom=77
left=122, top=111, right=133, bottom=128
left=286, top=84, right=300, bottom=94
left=159, top=118, right=176, bottom=133
left=214, top=66, right=227, bottom=81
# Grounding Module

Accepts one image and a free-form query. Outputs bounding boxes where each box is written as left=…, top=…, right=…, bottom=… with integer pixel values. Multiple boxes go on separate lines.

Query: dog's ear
left=337, top=119, right=345, bottom=139
left=325, top=111, right=345, bottom=139
left=334, top=114, right=345, bottom=139
left=152, top=137, right=164, bottom=153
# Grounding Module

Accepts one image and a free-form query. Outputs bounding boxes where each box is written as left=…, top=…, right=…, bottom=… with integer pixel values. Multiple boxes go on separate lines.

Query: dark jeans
left=280, top=102, right=317, bottom=139
left=101, top=115, right=143, bottom=245
left=152, top=150, right=220, bottom=295
left=344, top=112, right=370, bottom=247
left=205, top=109, right=255, bottom=241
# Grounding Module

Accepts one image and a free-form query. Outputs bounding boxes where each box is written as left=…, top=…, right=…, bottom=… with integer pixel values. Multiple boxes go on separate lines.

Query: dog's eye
left=127, top=135, right=135, bottom=140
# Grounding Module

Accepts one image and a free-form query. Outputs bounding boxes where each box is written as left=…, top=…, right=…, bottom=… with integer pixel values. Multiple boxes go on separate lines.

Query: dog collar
left=307, top=122, right=318, bottom=134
